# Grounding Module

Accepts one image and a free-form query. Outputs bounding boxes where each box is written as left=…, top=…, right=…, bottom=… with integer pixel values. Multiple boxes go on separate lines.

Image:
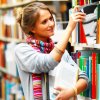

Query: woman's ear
left=31, top=28, right=36, bottom=34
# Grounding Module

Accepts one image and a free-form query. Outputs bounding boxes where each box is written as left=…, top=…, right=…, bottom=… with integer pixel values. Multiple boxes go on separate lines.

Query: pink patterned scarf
left=26, top=36, right=54, bottom=100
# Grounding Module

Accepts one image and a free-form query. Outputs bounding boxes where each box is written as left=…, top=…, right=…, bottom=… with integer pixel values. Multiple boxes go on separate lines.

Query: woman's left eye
left=42, top=20, right=47, bottom=24
left=42, top=17, right=53, bottom=24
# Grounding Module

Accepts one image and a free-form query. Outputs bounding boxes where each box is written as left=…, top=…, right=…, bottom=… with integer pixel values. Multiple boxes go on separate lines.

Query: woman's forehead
left=38, top=9, right=52, bottom=20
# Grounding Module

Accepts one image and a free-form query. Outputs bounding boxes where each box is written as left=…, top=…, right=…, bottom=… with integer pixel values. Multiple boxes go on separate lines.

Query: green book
left=96, top=53, right=100, bottom=64
left=97, top=64, right=100, bottom=100
left=79, top=56, right=86, bottom=96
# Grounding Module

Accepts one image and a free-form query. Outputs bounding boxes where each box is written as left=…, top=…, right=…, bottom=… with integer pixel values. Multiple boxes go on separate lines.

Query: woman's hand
left=55, top=87, right=75, bottom=100
left=68, top=6, right=86, bottom=31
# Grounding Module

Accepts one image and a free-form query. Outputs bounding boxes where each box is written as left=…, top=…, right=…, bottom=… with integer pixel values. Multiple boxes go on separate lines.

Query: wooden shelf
left=72, top=43, right=100, bottom=49
left=0, top=0, right=35, bottom=9
left=0, top=67, right=18, bottom=78
left=77, top=95, right=91, bottom=100
left=0, top=0, right=70, bottom=10
left=37, top=0, right=70, bottom=1
left=0, top=37, right=25, bottom=43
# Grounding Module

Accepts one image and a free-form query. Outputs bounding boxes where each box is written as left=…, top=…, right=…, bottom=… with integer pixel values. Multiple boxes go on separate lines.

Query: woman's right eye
left=49, top=16, right=53, bottom=21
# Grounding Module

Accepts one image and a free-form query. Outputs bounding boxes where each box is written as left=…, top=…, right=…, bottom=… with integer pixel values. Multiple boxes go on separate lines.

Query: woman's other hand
left=55, top=87, right=75, bottom=100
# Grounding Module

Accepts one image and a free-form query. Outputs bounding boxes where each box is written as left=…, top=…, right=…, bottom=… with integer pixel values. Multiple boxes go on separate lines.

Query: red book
left=79, top=0, right=84, bottom=6
left=77, top=51, right=81, bottom=59
left=91, top=52, right=97, bottom=99
left=79, top=22, right=87, bottom=43
left=0, top=42, right=5, bottom=67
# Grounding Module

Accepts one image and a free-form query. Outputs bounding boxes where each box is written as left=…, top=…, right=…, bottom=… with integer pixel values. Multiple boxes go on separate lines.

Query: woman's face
left=32, top=9, right=55, bottom=41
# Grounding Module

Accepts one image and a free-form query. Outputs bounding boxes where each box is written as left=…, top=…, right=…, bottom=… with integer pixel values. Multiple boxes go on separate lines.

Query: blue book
left=89, top=56, right=92, bottom=97
left=5, top=80, right=15, bottom=100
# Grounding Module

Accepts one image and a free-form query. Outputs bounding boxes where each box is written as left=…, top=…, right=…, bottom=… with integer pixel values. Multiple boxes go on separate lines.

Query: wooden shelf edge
left=37, top=0, right=70, bottom=1
left=0, top=67, right=18, bottom=78
left=0, top=0, right=35, bottom=9
left=0, top=0, right=71, bottom=9
left=71, top=43, right=100, bottom=49
left=0, top=37, right=25, bottom=43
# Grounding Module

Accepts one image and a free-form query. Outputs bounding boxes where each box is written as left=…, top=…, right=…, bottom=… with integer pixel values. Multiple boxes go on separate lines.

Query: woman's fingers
left=75, top=12, right=86, bottom=16
left=71, top=5, right=81, bottom=13
left=73, top=6, right=80, bottom=12
left=71, top=12, right=86, bottom=22
left=54, top=87, right=64, bottom=91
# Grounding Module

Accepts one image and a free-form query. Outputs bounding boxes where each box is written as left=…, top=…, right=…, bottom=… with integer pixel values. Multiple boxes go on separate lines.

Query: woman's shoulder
left=15, top=42, right=29, bottom=48
left=14, top=42, right=33, bottom=53
left=15, top=42, right=32, bottom=49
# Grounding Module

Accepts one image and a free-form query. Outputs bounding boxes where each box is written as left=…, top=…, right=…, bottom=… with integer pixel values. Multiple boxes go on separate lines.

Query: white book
left=49, top=60, right=79, bottom=100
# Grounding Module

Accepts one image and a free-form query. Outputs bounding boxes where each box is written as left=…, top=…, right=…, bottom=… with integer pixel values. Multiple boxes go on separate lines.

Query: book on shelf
left=5, top=42, right=18, bottom=77
left=72, top=0, right=93, bottom=8
left=0, top=41, right=5, bottom=68
left=79, top=55, right=91, bottom=97
left=0, top=9, right=25, bottom=40
left=80, top=2, right=98, bottom=45
left=97, top=4, right=100, bottom=43
left=49, top=60, right=79, bottom=100
left=0, top=72, right=6, bottom=100
left=71, top=1, right=100, bottom=46
left=91, top=52, right=97, bottom=99
left=97, top=64, right=100, bottom=100
left=75, top=50, right=100, bottom=99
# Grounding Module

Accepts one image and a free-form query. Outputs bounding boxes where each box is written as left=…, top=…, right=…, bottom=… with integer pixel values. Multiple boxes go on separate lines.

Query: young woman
left=14, top=2, right=88, bottom=100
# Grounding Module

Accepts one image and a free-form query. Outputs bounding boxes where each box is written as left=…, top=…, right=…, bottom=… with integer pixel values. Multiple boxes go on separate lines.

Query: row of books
left=0, top=71, right=24, bottom=100
left=0, top=41, right=25, bottom=100
left=71, top=50, right=100, bottom=100
left=0, top=9, right=26, bottom=40
left=0, top=41, right=18, bottom=77
left=72, top=0, right=93, bottom=7
left=71, top=1, right=100, bottom=45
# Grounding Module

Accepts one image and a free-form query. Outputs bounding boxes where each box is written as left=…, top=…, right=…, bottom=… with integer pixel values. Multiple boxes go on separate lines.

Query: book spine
left=0, top=42, right=5, bottom=67
left=91, top=52, right=96, bottom=99
left=79, top=56, right=85, bottom=96
left=97, top=4, right=100, bottom=44
left=89, top=56, right=92, bottom=97
left=85, top=58, right=90, bottom=97
left=79, top=0, right=85, bottom=5
left=79, top=22, right=87, bottom=43
left=1, top=78, right=6, bottom=100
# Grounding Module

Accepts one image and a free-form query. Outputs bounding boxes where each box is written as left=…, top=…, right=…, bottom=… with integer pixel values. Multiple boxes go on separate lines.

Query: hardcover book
left=79, top=2, right=99, bottom=45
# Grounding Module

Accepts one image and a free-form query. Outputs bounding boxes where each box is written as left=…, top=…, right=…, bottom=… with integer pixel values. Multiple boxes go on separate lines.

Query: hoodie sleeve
left=62, top=50, right=89, bottom=83
left=14, top=43, right=59, bottom=74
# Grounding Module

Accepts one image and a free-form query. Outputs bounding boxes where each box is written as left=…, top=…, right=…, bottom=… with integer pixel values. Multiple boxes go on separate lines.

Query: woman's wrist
left=67, top=22, right=76, bottom=32
left=72, top=86, right=77, bottom=96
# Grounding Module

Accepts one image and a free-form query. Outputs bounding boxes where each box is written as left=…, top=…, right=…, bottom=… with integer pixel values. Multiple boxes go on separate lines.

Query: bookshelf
left=71, top=0, right=100, bottom=100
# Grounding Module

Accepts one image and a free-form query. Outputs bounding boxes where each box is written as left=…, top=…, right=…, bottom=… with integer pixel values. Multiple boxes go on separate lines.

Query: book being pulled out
left=49, top=60, right=79, bottom=100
